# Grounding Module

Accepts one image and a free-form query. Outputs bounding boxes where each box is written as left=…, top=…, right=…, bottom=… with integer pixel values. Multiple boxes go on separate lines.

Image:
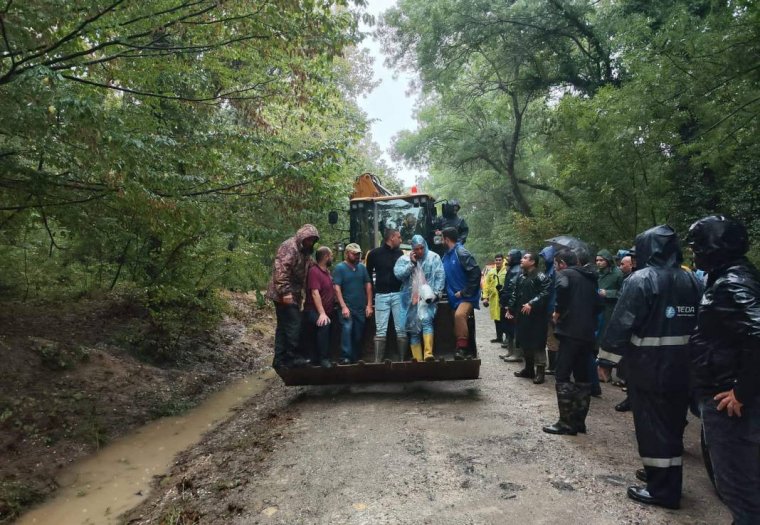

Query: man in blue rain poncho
left=394, top=235, right=446, bottom=361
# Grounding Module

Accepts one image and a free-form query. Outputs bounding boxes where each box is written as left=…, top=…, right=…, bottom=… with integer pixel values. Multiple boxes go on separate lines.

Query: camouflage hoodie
left=266, top=224, right=320, bottom=304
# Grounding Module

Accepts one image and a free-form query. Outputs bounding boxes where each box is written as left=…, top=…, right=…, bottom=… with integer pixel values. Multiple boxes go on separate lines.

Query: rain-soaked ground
left=28, top=309, right=732, bottom=524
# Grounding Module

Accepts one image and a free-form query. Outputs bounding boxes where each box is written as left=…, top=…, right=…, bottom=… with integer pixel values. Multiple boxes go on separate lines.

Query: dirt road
left=125, top=309, right=730, bottom=524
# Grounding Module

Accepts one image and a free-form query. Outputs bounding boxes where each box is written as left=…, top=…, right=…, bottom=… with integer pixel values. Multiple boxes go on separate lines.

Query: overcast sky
left=356, top=0, right=423, bottom=188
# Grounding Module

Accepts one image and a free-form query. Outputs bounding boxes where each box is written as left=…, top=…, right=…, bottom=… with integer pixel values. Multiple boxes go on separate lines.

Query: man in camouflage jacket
left=266, top=224, right=320, bottom=368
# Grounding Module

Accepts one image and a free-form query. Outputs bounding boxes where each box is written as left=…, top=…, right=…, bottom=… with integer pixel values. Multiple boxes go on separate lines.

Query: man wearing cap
left=687, top=215, right=760, bottom=524
left=333, top=243, right=373, bottom=364
left=266, top=224, right=320, bottom=369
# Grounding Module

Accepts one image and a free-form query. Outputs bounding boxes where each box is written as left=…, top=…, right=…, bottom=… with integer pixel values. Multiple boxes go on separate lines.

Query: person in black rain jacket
left=507, top=252, right=551, bottom=381
left=499, top=249, right=523, bottom=360
left=687, top=215, right=760, bottom=525
left=602, top=225, right=702, bottom=510
left=543, top=248, right=602, bottom=435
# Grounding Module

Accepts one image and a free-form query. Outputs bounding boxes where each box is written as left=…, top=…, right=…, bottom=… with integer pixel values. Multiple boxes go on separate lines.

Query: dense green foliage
left=381, top=0, right=760, bottom=263
left=0, top=1, right=389, bottom=350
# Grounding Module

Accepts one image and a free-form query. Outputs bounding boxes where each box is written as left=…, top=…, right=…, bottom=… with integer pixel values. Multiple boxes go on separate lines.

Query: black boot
left=534, top=365, right=546, bottom=384
left=514, top=356, right=535, bottom=378
left=573, top=382, right=592, bottom=434
left=543, top=382, right=577, bottom=435
left=546, top=350, right=557, bottom=375
left=615, top=396, right=631, bottom=412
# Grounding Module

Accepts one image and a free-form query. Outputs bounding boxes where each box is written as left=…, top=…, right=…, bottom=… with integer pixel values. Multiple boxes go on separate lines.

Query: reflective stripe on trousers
left=641, top=456, right=683, bottom=468
left=629, top=335, right=691, bottom=347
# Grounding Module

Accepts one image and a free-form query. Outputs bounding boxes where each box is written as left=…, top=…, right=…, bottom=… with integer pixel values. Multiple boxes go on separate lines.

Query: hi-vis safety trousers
left=629, top=385, right=690, bottom=508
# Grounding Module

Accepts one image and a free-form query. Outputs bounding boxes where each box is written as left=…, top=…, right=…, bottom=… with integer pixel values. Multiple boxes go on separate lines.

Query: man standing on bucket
left=394, top=235, right=445, bottom=361
left=266, top=224, right=320, bottom=369
left=441, top=227, right=481, bottom=359
left=333, top=243, right=373, bottom=364
left=366, top=228, right=406, bottom=362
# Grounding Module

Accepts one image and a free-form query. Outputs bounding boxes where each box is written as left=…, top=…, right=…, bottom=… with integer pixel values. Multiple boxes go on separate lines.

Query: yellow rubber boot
left=423, top=333, right=435, bottom=361
left=410, top=343, right=423, bottom=362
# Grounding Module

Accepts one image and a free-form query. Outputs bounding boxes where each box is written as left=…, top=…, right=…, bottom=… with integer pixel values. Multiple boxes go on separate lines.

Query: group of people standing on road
left=481, top=216, right=760, bottom=524
left=266, top=211, right=758, bottom=524
left=266, top=224, right=481, bottom=370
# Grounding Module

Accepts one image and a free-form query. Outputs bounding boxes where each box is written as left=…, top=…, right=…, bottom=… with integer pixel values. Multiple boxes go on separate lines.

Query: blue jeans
left=701, top=397, right=760, bottom=524
left=340, top=311, right=366, bottom=362
left=374, top=292, right=406, bottom=337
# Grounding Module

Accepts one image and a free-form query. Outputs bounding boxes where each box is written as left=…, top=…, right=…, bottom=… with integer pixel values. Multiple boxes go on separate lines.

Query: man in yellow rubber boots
left=394, top=235, right=445, bottom=361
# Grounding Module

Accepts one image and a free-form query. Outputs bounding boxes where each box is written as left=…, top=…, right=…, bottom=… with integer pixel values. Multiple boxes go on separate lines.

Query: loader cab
left=349, top=193, right=442, bottom=255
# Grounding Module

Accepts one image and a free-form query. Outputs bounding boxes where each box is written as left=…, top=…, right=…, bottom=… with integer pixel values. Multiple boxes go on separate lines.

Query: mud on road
left=125, top=310, right=730, bottom=525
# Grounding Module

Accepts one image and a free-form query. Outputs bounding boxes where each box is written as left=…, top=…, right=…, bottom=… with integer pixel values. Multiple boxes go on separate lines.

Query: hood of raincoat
left=539, top=245, right=555, bottom=274
left=634, top=224, right=683, bottom=269
left=411, top=234, right=428, bottom=258
left=568, top=263, right=599, bottom=283
left=507, top=249, right=522, bottom=267
left=687, top=215, right=749, bottom=272
left=597, top=249, right=615, bottom=267
left=295, top=224, right=320, bottom=251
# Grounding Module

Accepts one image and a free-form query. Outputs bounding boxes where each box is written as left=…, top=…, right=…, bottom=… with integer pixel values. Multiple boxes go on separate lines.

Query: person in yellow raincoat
left=482, top=254, right=509, bottom=344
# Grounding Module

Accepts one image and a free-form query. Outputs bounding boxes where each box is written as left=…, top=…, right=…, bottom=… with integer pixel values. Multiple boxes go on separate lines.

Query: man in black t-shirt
left=366, top=229, right=407, bottom=361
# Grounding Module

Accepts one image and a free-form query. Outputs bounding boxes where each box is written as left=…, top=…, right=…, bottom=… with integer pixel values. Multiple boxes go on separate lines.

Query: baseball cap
left=345, top=243, right=361, bottom=253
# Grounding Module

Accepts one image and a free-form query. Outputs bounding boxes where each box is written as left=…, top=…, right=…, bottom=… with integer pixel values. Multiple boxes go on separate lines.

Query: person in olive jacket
left=596, top=248, right=625, bottom=382
left=506, top=252, right=551, bottom=383
left=687, top=215, right=760, bottom=525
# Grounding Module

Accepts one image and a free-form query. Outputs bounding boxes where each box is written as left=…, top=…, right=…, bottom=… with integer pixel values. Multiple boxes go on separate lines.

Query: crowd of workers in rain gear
left=481, top=216, right=760, bottom=523
left=267, top=211, right=759, bottom=524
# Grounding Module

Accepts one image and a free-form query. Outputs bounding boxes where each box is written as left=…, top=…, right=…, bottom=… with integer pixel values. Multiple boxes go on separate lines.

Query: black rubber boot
left=397, top=336, right=409, bottom=362
left=514, top=356, right=535, bottom=378
left=373, top=336, right=386, bottom=363
left=573, top=382, right=592, bottom=434
left=543, top=382, right=577, bottom=435
left=534, top=365, right=546, bottom=384
left=546, top=349, right=557, bottom=375
left=615, top=396, right=631, bottom=412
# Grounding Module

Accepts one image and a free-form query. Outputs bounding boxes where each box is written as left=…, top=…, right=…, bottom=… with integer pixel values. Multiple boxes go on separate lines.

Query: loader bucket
left=276, top=298, right=479, bottom=386
left=275, top=358, right=480, bottom=386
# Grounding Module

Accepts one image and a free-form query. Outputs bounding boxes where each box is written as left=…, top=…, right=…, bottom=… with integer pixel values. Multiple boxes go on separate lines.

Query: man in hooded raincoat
left=543, top=248, right=601, bottom=435
left=596, top=248, right=625, bottom=382
left=266, top=224, right=320, bottom=369
left=539, top=246, right=559, bottom=372
left=482, top=254, right=509, bottom=344
left=499, top=249, right=523, bottom=360
left=687, top=215, right=760, bottom=524
left=394, top=235, right=446, bottom=361
left=602, top=225, right=702, bottom=510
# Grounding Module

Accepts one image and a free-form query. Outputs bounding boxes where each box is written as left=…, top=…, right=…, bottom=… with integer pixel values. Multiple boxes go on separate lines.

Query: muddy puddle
left=18, top=370, right=275, bottom=525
